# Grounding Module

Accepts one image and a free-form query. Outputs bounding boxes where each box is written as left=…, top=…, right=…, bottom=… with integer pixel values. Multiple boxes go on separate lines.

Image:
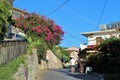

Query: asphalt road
left=39, top=69, right=103, bottom=80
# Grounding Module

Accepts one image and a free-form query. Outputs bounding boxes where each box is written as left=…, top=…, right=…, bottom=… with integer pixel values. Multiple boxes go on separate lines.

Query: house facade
left=12, top=7, right=29, bottom=19
left=6, top=7, right=29, bottom=40
left=80, top=23, right=120, bottom=53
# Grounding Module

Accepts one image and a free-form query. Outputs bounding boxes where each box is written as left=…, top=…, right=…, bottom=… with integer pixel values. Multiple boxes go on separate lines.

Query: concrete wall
left=39, top=49, right=63, bottom=70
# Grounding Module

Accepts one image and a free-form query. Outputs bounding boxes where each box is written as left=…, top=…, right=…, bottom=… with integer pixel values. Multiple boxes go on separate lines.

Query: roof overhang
left=12, top=7, right=29, bottom=15
left=81, top=29, right=116, bottom=37
left=66, top=46, right=79, bottom=52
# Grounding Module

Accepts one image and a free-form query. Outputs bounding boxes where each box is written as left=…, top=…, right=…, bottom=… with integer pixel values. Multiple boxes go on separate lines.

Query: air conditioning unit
left=110, top=22, right=117, bottom=29
left=100, top=24, right=108, bottom=31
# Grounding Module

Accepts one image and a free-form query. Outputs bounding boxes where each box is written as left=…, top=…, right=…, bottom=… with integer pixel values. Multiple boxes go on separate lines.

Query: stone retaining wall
left=13, top=49, right=63, bottom=80
left=14, top=49, right=39, bottom=80
left=39, top=49, right=63, bottom=70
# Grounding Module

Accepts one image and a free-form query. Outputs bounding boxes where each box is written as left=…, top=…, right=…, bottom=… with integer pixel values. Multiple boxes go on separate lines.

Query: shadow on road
left=53, top=69, right=101, bottom=80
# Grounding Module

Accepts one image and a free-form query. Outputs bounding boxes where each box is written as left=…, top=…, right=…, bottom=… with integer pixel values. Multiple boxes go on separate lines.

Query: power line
left=14, top=0, right=25, bottom=4
left=94, top=0, right=108, bottom=30
left=47, top=0, right=70, bottom=16
left=64, top=31, right=87, bottom=43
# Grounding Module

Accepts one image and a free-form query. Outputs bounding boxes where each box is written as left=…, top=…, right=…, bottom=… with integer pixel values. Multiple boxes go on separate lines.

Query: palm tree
left=0, top=0, right=11, bottom=40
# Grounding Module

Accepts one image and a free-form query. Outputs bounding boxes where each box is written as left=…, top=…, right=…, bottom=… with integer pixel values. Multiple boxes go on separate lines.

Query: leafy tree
left=0, top=0, right=11, bottom=40
left=14, top=13, right=64, bottom=48
left=0, top=0, right=11, bottom=26
left=98, top=36, right=120, bottom=58
left=88, top=36, right=120, bottom=73
left=14, top=13, right=64, bottom=60
left=52, top=46, right=70, bottom=63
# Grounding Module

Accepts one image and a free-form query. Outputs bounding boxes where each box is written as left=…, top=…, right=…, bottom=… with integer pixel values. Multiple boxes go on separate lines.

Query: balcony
left=87, top=45, right=96, bottom=49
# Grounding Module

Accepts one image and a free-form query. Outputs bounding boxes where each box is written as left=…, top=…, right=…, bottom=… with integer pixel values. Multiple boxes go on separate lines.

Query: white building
left=80, top=23, right=120, bottom=52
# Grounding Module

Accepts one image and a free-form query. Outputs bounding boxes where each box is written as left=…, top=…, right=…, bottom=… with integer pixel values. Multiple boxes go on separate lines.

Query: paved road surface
left=39, top=69, right=103, bottom=80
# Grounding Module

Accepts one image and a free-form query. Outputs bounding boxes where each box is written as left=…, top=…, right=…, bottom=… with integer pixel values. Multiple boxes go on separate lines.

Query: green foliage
left=14, top=13, right=64, bottom=59
left=14, top=13, right=64, bottom=47
left=104, top=73, right=120, bottom=80
left=0, top=32, right=4, bottom=40
left=37, top=41, right=48, bottom=62
left=87, top=36, right=120, bottom=73
left=52, top=46, right=70, bottom=63
left=26, top=35, right=42, bottom=54
left=0, top=0, right=11, bottom=26
left=86, top=54, right=108, bottom=73
left=0, top=55, right=26, bottom=80
left=98, top=36, right=120, bottom=57
left=0, top=0, right=11, bottom=40
left=12, top=10, right=65, bottom=65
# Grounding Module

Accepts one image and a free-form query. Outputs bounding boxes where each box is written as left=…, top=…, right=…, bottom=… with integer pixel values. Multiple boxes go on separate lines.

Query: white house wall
left=88, top=31, right=120, bottom=45
left=80, top=44, right=87, bottom=50
left=88, top=37, right=96, bottom=45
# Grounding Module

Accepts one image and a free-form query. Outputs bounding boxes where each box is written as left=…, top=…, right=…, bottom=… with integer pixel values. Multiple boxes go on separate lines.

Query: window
left=96, top=37, right=102, bottom=45
left=12, top=11, right=21, bottom=18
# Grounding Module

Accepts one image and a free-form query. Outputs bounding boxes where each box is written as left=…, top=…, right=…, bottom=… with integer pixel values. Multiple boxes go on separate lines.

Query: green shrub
left=104, top=73, right=120, bottom=80
left=0, top=55, right=26, bottom=80
left=85, top=36, right=120, bottom=73
left=52, top=46, right=70, bottom=63
left=86, top=54, right=108, bottom=73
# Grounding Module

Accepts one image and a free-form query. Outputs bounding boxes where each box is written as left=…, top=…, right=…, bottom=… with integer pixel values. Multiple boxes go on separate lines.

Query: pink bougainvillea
left=14, top=13, right=64, bottom=45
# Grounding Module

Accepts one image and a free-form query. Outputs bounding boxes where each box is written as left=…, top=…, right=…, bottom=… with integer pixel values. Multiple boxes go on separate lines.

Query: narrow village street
left=39, top=69, right=103, bottom=80
left=1, top=1, right=120, bottom=80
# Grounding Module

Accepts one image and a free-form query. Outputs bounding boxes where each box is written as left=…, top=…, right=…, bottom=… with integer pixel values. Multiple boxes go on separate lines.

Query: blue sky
left=13, top=0, right=120, bottom=48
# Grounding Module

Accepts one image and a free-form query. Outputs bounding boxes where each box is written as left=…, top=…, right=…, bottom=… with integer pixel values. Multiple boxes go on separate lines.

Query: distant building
left=66, top=46, right=79, bottom=60
left=66, top=46, right=79, bottom=52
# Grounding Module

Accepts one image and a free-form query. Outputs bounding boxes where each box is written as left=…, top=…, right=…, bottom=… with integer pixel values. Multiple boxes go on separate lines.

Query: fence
left=0, top=40, right=27, bottom=65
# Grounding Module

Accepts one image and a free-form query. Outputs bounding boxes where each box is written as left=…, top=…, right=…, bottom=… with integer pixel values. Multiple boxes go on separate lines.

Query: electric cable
left=94, top=0, right=108, bottom=30
left=14, top=0, right=25, bottom=4
left=65, top=31, right=86, bottom=43
left=47, top=0, right=70, bottom=16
